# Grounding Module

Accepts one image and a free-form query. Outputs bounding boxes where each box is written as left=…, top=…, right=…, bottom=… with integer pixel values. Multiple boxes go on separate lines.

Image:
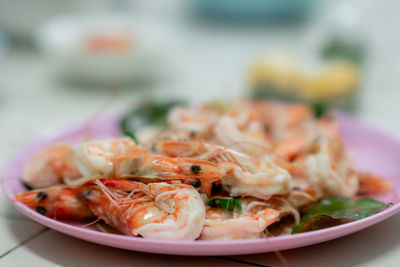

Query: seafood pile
left=16, top=100, right=392, bottom=241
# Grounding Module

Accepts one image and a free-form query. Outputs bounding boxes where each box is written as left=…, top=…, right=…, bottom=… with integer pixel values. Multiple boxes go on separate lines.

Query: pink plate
left=2, top=113, right=400, bottom=256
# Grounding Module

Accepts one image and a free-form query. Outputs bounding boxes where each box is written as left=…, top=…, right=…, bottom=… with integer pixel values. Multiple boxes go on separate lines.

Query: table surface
left=1, top=0, right=400, bottom=266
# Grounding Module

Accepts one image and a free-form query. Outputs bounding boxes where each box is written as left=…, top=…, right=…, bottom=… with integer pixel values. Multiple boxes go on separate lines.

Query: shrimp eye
left=22, top=181, right=33, bottom=190
left=189, top=131, right=197, bottom=138
left=192, top=179, right=201, bottom=188
left=36, top=206, right=46, bottom=215
left=292, top=186, right=301, bottom=191
left=191, top=164, right=201, bottom=174
left=36, top=191, right=48, bottom=201
left=81, top=190, right=92, bottom=198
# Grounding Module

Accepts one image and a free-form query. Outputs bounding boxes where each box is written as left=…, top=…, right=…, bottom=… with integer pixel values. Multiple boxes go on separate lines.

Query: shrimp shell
left=83, top=179, right=206, bottom=240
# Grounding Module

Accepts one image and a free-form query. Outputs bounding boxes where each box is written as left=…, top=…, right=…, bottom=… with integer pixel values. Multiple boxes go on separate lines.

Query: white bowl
left=37, top=15, right=177, bottom=85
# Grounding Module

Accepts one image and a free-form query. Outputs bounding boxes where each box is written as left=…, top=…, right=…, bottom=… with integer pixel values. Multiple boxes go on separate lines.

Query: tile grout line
left=216, top=256, right=271, bottom=267
left=0, top=227, right=49, bottom=259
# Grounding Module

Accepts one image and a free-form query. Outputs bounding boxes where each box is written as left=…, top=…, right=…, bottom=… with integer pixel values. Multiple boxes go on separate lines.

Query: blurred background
left=0, top=0, right=399, bottom=160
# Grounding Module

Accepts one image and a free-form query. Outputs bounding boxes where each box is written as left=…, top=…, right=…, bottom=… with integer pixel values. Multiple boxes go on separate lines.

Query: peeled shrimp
left=272, top=103, right=314, bottom=142
left=153, top=140, right=209, bottom=158
left=22, top=144, right=80, bottom=189
left=219, top=158, right=292, bottom=199
left=198, top=145, right=292, bottom=199
left=213, top=111, right=272, bottom=156
left=306, top=140, right=358, bottom=198
left=75, top=137, right=136, bottom=177
left=83, top=179, right=206, bottom=240
left=167, top=107, right=217, bottom=137
left=252, top=101, right=316, bottom=161
left=300, top=116, right=358, bottom=198
left=199, top=200, right=280, bottom=240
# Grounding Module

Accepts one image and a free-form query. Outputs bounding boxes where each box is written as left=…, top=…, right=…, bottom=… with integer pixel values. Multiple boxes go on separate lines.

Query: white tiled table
left=1, top=0, right=400, bottom=265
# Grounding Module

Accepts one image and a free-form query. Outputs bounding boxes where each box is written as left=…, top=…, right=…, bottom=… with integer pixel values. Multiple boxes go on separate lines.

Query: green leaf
left=292, top=197, right=390, bottom=234
left=312, top=102, right=327, bottom=119
left=120, top=100, right=183, bottom=143
left=320, top=36, right=365, bottom=66
left=208, top=197, right=242, bottom=212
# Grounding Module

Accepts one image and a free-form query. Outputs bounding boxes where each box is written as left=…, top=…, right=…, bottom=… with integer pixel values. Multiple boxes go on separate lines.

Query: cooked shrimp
left=276, top=104, right=314, bottom=138
left=193, top=144, right=293, bottom=198
left=22, top=144, right=80, bottom=189
left=82, top=179, right=206, bottom=240
left=71, top=142, right=223, bottom=194
left=252, top=101, right=317, bottom=161
left=154, top=140, right=257, bottom=170
left=275, top=113, right=358, bottom=199
left=287, top=188, right=318, bottom=209
left=15, top=185, right=93, bottom=220
left=153, top=140, right=209, bottom=158
left=167, top=106, right=217, bottom=137
left=75, top=137, right=136, bottom=177
left=305, top=140, right=358, bottom=198
left=357, top=172, right=392, bottom=194
left=112, top=147, right=223, bottom=184
left=295, top=115, right=360, bottom=198
left=316, top=115, right=344, bottom=157
left=254, top=101, right=314, bottom=141
left=275, top=136, right=309, bottom=162
left=199, top=200, right=280, bottom=240
left=213, top=111, right=272, bottom=156
left=219, top=158, right=292, bottom=199
left=154, top=140, right=290, bottom=198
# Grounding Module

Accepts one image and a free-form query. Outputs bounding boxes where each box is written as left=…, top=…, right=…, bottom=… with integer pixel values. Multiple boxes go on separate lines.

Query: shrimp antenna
left=80, top=217, right=101, bottom=228
left=95, top=179, right=121, bottom=210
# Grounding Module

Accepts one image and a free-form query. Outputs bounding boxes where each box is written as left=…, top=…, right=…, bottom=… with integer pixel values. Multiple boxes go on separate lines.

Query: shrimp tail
left=358, top=172, right=393, bottom=194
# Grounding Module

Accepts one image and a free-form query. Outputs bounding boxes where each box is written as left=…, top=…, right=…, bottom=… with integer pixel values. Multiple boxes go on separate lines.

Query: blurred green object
left=312, top=102, right=327, bottom=118
left=321, top=36, right=365, bottom=66
left=120, top=100, right=183, bottom=143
